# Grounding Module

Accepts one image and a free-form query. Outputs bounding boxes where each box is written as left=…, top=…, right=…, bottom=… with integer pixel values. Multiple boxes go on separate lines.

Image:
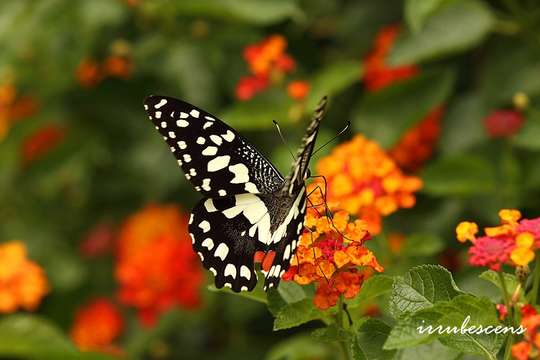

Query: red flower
left=103, top=56, right=133, bottom=79
left=389, top=106, right=443, bottom=172
left=21, top=124, right=65, bottom=164
left=70, top=298, right=123, bottom=353
left=235, top=75, right=269, bottom=101
left=363, top=25, right=419, bottom=91
left=80, top=222, right=115, bottom=258
left=483, top=110, right=524, bottom=138
left=115, top=204, right=203, bottom=326
left=76, top=58, right=103, bottom=88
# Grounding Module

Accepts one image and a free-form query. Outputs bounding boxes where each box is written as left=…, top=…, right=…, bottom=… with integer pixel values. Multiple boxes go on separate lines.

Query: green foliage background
left=1, top=0, right=540, bottom=359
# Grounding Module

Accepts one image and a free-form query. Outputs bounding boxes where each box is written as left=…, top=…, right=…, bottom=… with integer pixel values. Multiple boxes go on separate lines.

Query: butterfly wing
left=144, top=95, right=284, bottom=196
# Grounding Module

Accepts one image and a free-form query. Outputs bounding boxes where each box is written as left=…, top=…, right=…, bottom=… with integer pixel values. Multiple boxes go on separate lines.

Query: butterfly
left=143, top=95, right=326, bottom=292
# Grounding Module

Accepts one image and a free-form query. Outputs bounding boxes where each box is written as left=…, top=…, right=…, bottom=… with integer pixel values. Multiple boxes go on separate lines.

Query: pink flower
left=467, top=235, right=515, bottom=271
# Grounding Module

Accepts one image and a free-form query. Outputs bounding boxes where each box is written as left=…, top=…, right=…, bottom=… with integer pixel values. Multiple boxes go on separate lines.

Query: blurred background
left=1, top=0, right=540, bottom=359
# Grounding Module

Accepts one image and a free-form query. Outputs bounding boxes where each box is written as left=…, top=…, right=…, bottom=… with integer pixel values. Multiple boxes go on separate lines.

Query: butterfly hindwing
left=144, top=95, right=284, bottom=197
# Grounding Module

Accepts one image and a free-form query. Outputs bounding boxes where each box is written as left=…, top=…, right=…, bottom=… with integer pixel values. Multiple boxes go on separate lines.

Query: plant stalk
left=530, top=255, right=540, bottom=304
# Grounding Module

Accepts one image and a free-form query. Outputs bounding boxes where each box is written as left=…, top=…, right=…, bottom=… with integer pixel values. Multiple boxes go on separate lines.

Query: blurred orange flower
left=457, top=209, right=540, bottom=270
left=103, top=56, right=133, bottom=79
left=236, top=35, right=296, bottom=101
left=115, top=204, right=203, bottom=326
left=0, top=83, right=39, bottom=141
left=512, top=305, right=540, bottom=360
left=363, top=25, right=418, bottom=91
left=389, top=106, right=443, bottom=172
left=0, top=241, right=49, bottom=313
left=314, top=134, right=423, bottom=235
left=76, top=58, right=103, bottom=88
left=287, top=80, right=310, bottom=100
left=70, top=298, right=124, bottom=354
left=283, top=207, right=383, bottom=310
left=21, top=124, right=65, bottom=164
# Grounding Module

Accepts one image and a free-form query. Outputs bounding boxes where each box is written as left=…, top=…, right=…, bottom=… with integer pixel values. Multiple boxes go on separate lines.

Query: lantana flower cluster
left=283, top=200, right=383, bottom=310
left=115, top=204, right=203, bottom=326
left=0, top=241, right=49, bottom=313
left=70, top=297, right=124, bottom=355
left=21, top=124, right=66, bottom=164
left=364, top=25, right=444, bottom=172
left=76, top=40, right=133, bottom=88
left=314, top=134, right=423, bottom=235
left=456, top=209, right=540, bottom=270
left=512, top=305, right=540, bottom=360
left=236, top=35, right=309, bottom=101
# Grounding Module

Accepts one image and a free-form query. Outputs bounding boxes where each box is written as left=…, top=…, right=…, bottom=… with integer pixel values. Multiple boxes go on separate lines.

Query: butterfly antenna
left=273, top=120, right=296, bottom=161
left=312, top=121, right=350, bottom=156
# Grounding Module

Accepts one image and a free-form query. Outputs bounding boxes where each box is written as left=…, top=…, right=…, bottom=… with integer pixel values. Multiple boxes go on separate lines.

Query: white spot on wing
left=240, top=265, right=251, bottom=280
left=222, top=130, right=235, bottom=142
left=202, top=146, right=217, bottom=156
left=202, top=178, right=211, bottom=191
left=155, top=99, right=167, bottom=108
left=207, top=155, right=230, bottom=172
left=224, top=264, right=236, bottom=279
left=210, top=135, right=223, bottom=146
left=202, top=238, right=214, bottom=250
left=204, top=199, right=217, bottom=212
left=190, top=109, right=200, bottom=118
left=177, top=120, right=189, bottom=127
left=229, top=163, right=249, bottom=183
left=155, top=111, right=162, bottom=119
left=203, top=121, right=213, bottom=129
left=218, top=189, right=227, bottom=196
left=196, top=137, right=206, bottom=145
left=244, top=182, right=259, bottom=193
left=215, top=243, right=229, bottom=260
left=177, top=141, right=187, bottom=149
left=183, top=154, right=192, bottom=162
left=198, top=220, right=211, bottom=233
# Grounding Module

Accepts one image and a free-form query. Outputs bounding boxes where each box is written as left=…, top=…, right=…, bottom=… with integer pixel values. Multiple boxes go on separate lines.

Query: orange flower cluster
left=70, top=298, right=124, bottom=354
left=0, top=241, right=48, bottom=313
left=283, top=203, right=383, bottom=310
left=364, top=25, right=443, bottom=172
left=363, top=25, right=418, bottom=91
left=76, top=41, right=133, bottom=87
left=21, top=124, right=66, bottom=164
left=0, top=83, right=39, bottom=140
left=314, top=134, right=423, bottom=235
left=236, top=35, right=309, bottom=101
left=389, top=106, right=443, bottom=173
left=512, top=305, right=540, bottom=360
left=456, top=209, right=540, bottom=270
left=115, top=204, right=203, bottom=326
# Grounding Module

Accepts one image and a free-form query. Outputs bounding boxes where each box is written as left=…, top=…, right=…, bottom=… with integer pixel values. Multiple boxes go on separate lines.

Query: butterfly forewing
left=144, top=95, right=284, bottom=197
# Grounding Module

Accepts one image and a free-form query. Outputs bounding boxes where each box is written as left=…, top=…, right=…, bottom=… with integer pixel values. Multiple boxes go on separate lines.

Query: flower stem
left=530, top=255, right=540, bottom=304
left=498, top=272, right=514, bottom=360
left=336, top=295, right=352, bottom=360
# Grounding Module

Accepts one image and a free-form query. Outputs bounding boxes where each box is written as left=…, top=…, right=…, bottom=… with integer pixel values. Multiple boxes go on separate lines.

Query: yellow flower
left=456, top=221, right=478, bottom=243
left=516, top=233, right=534, bottom=248
left=511, top=247, right=535, bottom=266
left=499, top=209, right=521, bottom=225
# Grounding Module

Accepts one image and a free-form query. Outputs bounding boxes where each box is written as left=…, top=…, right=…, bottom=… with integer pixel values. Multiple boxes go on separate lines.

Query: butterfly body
left=144, top=95, right=326, bottom=292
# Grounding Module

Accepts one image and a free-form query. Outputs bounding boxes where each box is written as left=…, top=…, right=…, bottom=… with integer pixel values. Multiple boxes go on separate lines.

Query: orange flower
left=512, top=341, right=531, bottom=360
left=70, top=298, right=123, bottom=354
left=21, top=124, right=65, bottom=164
left=0, top=241, right=48, bottom=313
left=0, top=83, right=39, bottom=141
left=389, top=107, right=443, bottom=172
left=314, top=134, right=422, bottom=235
left=457, top=209, right=540, bottom=270
left=76, top=58, right=103, bottom=87
left=283, top=203, right=382, bottom=310
left=287, top=80, right=310, bottom=100
left=363, top=25, right=419, bottom=91
left=236, top=35, right=296, bottom=101
left=115, top=204, right=203, bottom=326
left=103, top=56, right=133, bottom=79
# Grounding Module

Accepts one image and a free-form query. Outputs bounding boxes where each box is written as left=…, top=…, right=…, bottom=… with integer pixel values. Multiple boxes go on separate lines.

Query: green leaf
left=353, top=69, right=454, bottom=148
left=479, top=270, right=522, bottom=300
left=513, top=113, right=540, bottom=150
left=439, top=93, right=488, bottom=154
left=421, top=154, right=497, bottom=196
left=273, top=299, right=325, bottom=331
left=347, top=275, right=393, bottom=308
left=405, top=0, right=450, bottom=33
left=306, top=60, right=362, bottom=109
left=277, top=281, right=307, bottom=304
left=0, top=314, right=114, bottom=360
left=390, top=0, right=494, bottom=65
left=353, top=319, right=396, bottom=360
left=390, top=265, right=463, bottom=316
left=385, top=295, right=505, bottom=358
left=220, top=90, right=292, bottom=130
left=395, top=341, right=461, bottom=360
left=142, top=0, right=302, bottom=25
left=266, top=335, right=333, bottom=360
left=401, top=233, right=445, bottom=257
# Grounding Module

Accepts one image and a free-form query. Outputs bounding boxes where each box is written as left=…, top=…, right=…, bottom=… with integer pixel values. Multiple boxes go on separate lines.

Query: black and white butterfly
left=143, top=95, right=326, bottom=292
